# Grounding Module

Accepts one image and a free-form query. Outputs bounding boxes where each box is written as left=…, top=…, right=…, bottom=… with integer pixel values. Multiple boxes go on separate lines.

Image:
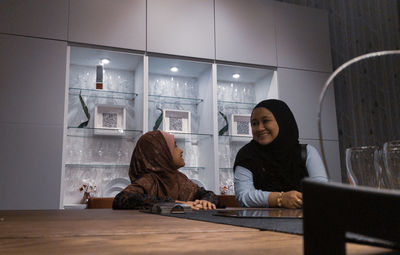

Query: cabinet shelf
left=65, top=163, right=129, bottom=168
left=168, top=132, right=213, bottom=142
left=218, top=100, right=256, bottom=110
left=219, top=167, right=234, bottom=171
left=65, top=163, right=205, bottom=171
left=180, top=166, right=206, bottom=171
left=219, top=134, right=252, bottom=143
left=67, top=127, right=142, bottom=139
left=69, top=87, right=138, bottom=100
left=149, top=94, right=203, bottom=106
left=65, top=164, right=205, bottom=171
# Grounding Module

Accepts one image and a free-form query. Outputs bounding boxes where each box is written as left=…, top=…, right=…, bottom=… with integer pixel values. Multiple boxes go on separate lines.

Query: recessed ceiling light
left=170, top=66, right=179, bottom=72
left=232, top=73, right=240, bottom=79
left=101, top=58, right=110, bottom=65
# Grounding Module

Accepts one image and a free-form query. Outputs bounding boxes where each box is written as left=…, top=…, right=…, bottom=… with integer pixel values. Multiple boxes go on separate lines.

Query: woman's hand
left=192, top=199, right=216, bottom=210
left=281, top=191, right=302, bottom=209
left=176, top=200, right=216, bottom=210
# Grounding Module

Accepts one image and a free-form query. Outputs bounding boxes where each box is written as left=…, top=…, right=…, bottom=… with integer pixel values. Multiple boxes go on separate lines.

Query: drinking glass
left=175, top=81, right=184, bottom=97
left=153, top=79, right=161, bottom=95
left=78, top=72, right=89, bottom=88
left=228, top=83, right=234, bottom=101
left=186, top=81, right=195, bottom=98
left=232, top=87, right=240, bottom=102
left=221, top=85, right=229, bottom=101
left=166, top=78, right=174, bottom=97
left=246, top=85, right=255, bottom=103
left=374, top=148, right=393, bottom=189
left=222, top=83, right=231, bottom=101
left=217, top=84, right=223, bottom=101
left=160, top=79, right=169, bottom=96
left=345, top=146, right=380, bottom=187
left=241, top=86, right=248, bottom=103
left=383, top=140, right=400, bottom=189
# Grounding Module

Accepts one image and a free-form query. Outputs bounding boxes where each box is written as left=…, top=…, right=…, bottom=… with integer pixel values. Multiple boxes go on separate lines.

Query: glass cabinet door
left=63, top=46, right=144, bottom=206
left=148, top=56, right=216, bottom=191
left=216, top=64, right=277, bottom=194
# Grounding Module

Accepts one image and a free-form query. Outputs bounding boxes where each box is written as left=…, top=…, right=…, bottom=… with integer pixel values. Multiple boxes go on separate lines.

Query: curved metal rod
left=318, top=50, right=400, bottom=181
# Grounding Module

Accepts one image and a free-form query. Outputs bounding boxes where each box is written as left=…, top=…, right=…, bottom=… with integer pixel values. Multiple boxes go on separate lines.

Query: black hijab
left=233, top=99, right=308, bottom=192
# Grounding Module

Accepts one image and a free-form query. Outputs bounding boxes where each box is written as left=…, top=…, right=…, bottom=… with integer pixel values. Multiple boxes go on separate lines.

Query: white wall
left=0, top=1, right=337, bottom=209
left=0, top=34, right=68, bottom=209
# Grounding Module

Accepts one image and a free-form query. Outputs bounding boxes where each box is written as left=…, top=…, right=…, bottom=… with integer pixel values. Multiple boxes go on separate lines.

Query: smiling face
left=172, top=142, right=185, bottom=168
left=251, top=107, right=279, bottom=145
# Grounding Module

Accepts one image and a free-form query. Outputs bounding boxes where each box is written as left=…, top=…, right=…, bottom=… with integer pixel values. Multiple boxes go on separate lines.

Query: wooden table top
left=0, top=209, right=395, bottom=254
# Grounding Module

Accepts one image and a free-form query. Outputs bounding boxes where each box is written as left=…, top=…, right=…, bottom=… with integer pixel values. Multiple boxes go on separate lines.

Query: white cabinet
left=215, top=0, right=277, bottom=66
left=62, top=50, right=281, bottom=198
left=147, top=0, right=215, bottom=59
left=62, top=48, right=338, bottom=202
left=0, top=34, right=67, bottom=209
left=63, top=46, right=144, bottom=205
left=277, top=67, right=341, bottom=181
left=68, top=0, right=146, bottom=51
left=216, top=64, right=277, bottom=194
left=277, top=68, right=338, bottom=141
left=0, top=0, right=68, bottom=40
left=275, top=1, right=332, bottom=72
left=147, top=56, right=217, bottom=190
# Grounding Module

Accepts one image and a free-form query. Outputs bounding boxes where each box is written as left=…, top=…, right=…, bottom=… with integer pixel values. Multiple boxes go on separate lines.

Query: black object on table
left=303, top=178, right=400, bottom=255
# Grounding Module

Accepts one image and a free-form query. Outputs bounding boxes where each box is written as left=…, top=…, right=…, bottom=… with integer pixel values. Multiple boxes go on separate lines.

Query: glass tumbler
left=345, top=146, right=380, bottom=187
left=383, top=140, right=400, bottom=189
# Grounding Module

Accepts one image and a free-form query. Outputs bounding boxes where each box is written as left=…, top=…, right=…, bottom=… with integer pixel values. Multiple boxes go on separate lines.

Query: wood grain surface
left=0, top=209, right=395, bottom=254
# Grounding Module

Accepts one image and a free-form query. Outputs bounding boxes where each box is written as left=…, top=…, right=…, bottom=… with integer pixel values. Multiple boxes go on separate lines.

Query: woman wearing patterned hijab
left=234, top=99, right=327, bottom=209
left=113, top=130, right=217, bottom=210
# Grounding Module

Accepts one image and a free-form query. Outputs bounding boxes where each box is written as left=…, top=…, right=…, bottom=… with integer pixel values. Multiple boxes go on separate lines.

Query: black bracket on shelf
left=77, top=90, right=90, bottom=128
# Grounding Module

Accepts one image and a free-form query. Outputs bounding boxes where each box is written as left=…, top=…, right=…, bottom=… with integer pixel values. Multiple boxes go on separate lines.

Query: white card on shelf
left=94, top=104, right=126, bottom=136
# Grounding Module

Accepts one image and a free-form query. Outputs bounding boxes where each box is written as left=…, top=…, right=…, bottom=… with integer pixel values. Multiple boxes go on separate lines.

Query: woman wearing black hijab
left=234, top=99, right=327, bottom=208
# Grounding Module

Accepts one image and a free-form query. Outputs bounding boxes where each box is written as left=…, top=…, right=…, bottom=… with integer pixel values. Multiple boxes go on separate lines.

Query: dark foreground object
left=303, top=178, right=400, bottom=255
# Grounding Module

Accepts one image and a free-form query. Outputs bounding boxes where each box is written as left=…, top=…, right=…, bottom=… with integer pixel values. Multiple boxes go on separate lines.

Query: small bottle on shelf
left=96, top=65, right=103, bottom=90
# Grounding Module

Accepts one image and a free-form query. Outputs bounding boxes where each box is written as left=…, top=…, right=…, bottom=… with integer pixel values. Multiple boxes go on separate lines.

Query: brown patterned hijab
left=128, top=130, right=198, bottom=201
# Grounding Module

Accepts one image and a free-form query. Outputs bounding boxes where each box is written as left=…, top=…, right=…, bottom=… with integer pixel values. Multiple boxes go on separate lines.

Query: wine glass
left=175, top=81, right=183, bottom=97
left=153, top=79, right=161, bottom=95
left=374, top=148, right=393, bottom=189
left=345, top=146, right=380, bottom=187
left=382, top=140, right=400, bottom=189
left=217, top=83, right=223, bottom=101
left=226, top=83, right=233, bottom=101
left=241, top=86, right=247, bottom=103
left=233, top=87, right=240, bottom=102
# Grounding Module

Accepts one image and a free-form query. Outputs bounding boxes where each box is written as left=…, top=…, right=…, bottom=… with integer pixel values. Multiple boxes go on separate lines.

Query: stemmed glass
left=153, top=79, right=161, bottom=95
left=241, top=86, right=248, bottom=103
left=175, top=81, right=183, bottom=97
left=226, top=83, right=234, bottom=101
left=78, top=71, right=90, bottom=88
left=217, top=83, right=223, bottom=101
left=187, top=80, right=196, bottom=98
